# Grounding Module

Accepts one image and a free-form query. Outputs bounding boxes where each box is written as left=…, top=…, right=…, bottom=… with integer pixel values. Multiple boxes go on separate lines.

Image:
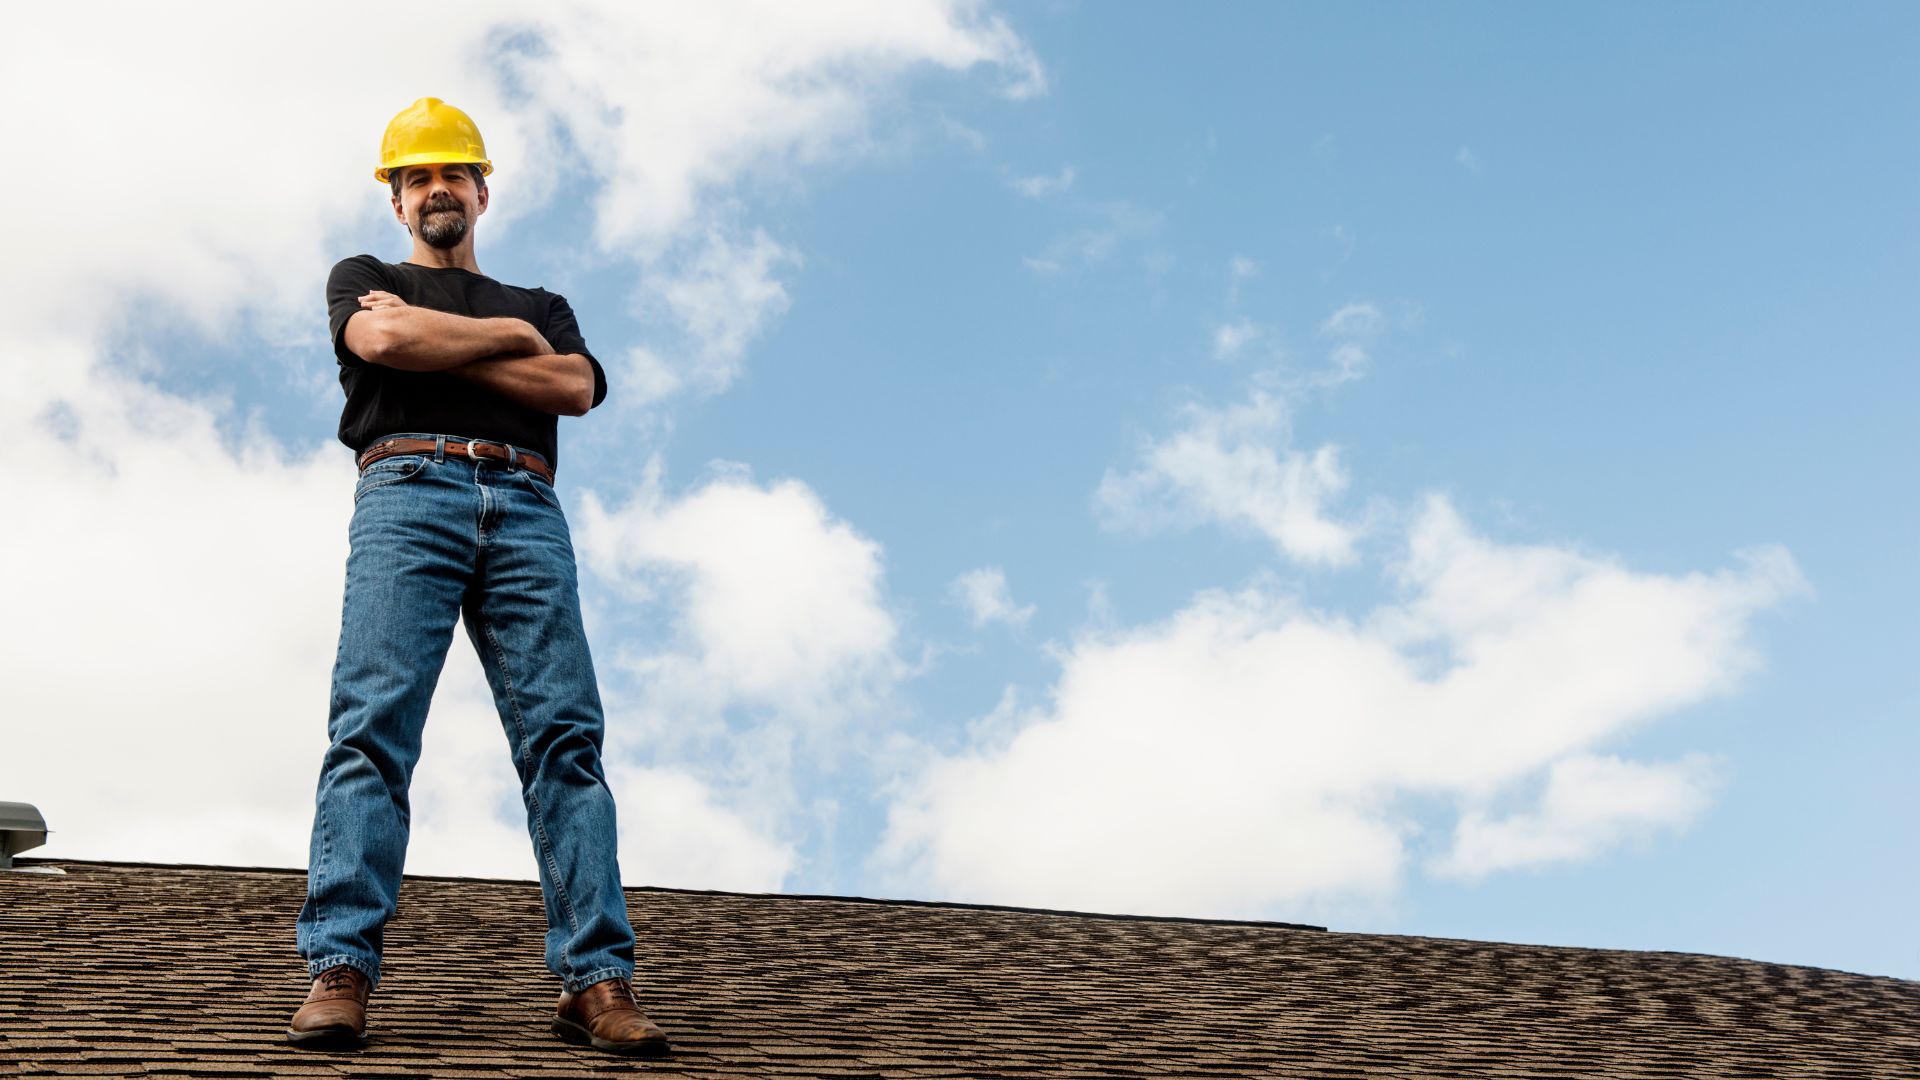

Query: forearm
left=447, top=352, right=595, bottom=416
left=352, top=307, right=543, bottom=371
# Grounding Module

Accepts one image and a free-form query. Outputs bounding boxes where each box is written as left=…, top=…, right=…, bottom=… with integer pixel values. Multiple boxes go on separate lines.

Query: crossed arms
left=344, top=291, right=595, bottom=417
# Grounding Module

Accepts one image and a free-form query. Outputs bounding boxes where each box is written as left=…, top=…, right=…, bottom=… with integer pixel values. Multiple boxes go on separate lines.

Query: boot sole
left=550, top=1016, right=670, bottom=1057
left=286, top=1024, right=368, bottom=1050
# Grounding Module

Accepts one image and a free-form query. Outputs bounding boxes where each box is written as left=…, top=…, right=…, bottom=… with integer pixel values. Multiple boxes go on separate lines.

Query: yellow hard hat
left=375, top=97, right=493, bottom=184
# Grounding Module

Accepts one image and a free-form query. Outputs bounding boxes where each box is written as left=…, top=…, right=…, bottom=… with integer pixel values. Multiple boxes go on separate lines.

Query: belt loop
left=434, top=434, right=446, bottom=463
left=506, top=444, right=519, bottom=473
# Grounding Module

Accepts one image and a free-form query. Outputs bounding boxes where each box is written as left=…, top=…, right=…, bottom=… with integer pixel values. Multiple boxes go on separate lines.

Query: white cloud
left=1325, top=224, right=1356, bottom=264
left=1321, top=302, right=1384, bottom=339
left=1009, top=165, right=1076, bottom=198
left=1306, top=302, right=1385, bottom=387
left=501, top=2, right=1042, bottom=251
left=1431, top=754, right=1720, bottom=880
left=948, top=567, right=1036, bottom=629
left=628, top=229, right=798, bottom=407
left=1023, top=202, right=1160, bottom=275
left=0, top=367, right=349, bottom=868
left=575, top=461, right=902, bottom=730
left=1095, top=387, right=1361, bottom=567
left=1323, top=343, right=1368, bottom=386
left=881, top=501, right=1801, bottom=919
left=937, top=114, right=990, bottom=151
left=609, top=766, right=798, bottom=891
left=621, top=345, right=691, bottom=407
left=1212, top=318, right=1261, bottom=360
left=1455, top=145, right=1483, bottom=172
left=568, top=462, right=907, bottom=879
left=1225, top=255, right=1259, bottom=304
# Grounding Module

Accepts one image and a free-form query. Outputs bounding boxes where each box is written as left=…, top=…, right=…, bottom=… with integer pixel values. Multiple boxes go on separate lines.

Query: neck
left=405, top=239, right=481, bottom=274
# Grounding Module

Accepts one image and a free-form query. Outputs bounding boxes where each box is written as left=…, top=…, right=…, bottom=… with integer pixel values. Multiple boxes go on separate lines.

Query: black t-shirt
left=326, top=254, right=608, bottom=472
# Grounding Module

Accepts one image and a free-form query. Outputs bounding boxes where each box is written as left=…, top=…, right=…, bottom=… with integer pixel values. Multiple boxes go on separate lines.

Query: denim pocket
left=523, top=471, right=564, bottom=511
left=353, top=456, right=429, bottom=502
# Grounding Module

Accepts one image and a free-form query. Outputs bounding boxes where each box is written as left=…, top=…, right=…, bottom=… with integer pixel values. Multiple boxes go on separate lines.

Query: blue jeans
left=296, top=433, right=634, bottom=992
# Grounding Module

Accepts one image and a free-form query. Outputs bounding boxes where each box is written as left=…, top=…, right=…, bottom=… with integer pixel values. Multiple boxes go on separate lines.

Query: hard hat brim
left=374, top=153, right=495, bottom=184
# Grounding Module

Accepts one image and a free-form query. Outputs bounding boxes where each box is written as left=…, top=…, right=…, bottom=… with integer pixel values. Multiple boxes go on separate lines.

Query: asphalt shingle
left=1, top=859, right=1915, bottom=1078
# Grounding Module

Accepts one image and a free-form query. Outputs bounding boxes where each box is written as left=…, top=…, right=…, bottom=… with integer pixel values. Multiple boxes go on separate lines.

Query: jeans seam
left=304, top=583, right=352, bottom=964
left=311, top=732, right=334, bottom=954
left=480, top=615, right=584, bottom=956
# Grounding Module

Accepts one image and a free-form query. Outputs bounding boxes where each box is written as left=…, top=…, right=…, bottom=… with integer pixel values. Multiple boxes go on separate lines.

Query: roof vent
left=2, top=801, right=60, bottom=873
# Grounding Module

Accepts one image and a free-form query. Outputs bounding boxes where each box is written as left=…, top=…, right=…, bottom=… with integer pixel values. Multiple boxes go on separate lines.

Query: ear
left=475, top=181, right=489, bottom=217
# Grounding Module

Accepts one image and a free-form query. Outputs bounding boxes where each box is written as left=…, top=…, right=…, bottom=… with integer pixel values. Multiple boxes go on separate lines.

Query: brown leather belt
left=355, top=436, right=554, bottom=484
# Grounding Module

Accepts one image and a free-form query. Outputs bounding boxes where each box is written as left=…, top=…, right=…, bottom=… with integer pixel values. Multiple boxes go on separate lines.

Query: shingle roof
left=3, top=858, right=1915, bottom=1078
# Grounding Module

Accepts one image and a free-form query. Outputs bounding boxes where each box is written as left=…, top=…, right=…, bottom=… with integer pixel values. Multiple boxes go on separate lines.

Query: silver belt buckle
left=463, top=439, right=518, bottom=471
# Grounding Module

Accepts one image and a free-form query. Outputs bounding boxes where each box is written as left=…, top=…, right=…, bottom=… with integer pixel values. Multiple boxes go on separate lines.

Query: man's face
left=391, top=163, right=487, bottom=249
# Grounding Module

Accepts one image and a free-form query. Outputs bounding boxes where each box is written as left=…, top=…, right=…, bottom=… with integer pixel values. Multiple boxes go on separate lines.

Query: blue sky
left=5, top=3, right=1914, bottom=981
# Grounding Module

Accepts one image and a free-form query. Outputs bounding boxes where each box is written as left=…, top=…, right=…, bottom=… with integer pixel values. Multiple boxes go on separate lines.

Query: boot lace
left=319, top=967, right=361, bottom=992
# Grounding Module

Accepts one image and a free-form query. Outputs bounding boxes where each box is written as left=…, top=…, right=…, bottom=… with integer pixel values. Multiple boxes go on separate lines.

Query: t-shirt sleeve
left=326, top=255, right=393, bottom=367
left=544, top=292, right=608, bottom=410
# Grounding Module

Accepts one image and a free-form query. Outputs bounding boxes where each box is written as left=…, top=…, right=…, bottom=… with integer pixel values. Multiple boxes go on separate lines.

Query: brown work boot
left=552, top=976, right=670, bottom=1056
left=286, top=965, right=371, bottom=1048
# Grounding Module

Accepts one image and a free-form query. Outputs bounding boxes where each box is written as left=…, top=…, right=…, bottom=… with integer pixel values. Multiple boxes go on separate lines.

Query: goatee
left=421, top=209, right=468, bottom=249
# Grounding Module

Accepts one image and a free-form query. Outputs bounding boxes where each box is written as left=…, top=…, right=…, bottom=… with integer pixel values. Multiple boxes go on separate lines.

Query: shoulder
left=510, top=282, right=571, bottom=314
left=328, top=253, right=394, bottom=284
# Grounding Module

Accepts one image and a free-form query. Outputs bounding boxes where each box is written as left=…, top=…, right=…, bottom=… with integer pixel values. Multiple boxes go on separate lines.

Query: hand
left=523, top=320, right=554, bottom=356
left=358, top=290, right=408, bottom=310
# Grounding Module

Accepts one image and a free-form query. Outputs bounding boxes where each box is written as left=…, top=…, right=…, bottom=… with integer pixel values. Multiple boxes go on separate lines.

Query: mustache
left=423, top=196, right=463, bottom=214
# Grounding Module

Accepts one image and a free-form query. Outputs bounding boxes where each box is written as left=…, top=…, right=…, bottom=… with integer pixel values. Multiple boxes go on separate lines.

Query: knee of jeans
left=526, top=723, right=606, bottom=774
left=325, top=732, right=415, bottom=791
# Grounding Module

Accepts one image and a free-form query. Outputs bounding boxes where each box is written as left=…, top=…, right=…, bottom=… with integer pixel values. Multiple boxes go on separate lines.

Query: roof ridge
left=13, top=856, right=1327, bottom=932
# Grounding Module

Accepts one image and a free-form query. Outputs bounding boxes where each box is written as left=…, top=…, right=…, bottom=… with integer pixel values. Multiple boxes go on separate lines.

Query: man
left=289, top=97, right=669, bottom=1058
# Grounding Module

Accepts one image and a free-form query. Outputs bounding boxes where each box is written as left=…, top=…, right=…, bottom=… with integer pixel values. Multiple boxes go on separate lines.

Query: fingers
left=358, top=290, right=407, bottom=309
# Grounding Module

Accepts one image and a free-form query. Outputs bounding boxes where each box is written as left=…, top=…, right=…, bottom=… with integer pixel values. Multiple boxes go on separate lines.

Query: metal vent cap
left=1, top=801, right=49, bottom=870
